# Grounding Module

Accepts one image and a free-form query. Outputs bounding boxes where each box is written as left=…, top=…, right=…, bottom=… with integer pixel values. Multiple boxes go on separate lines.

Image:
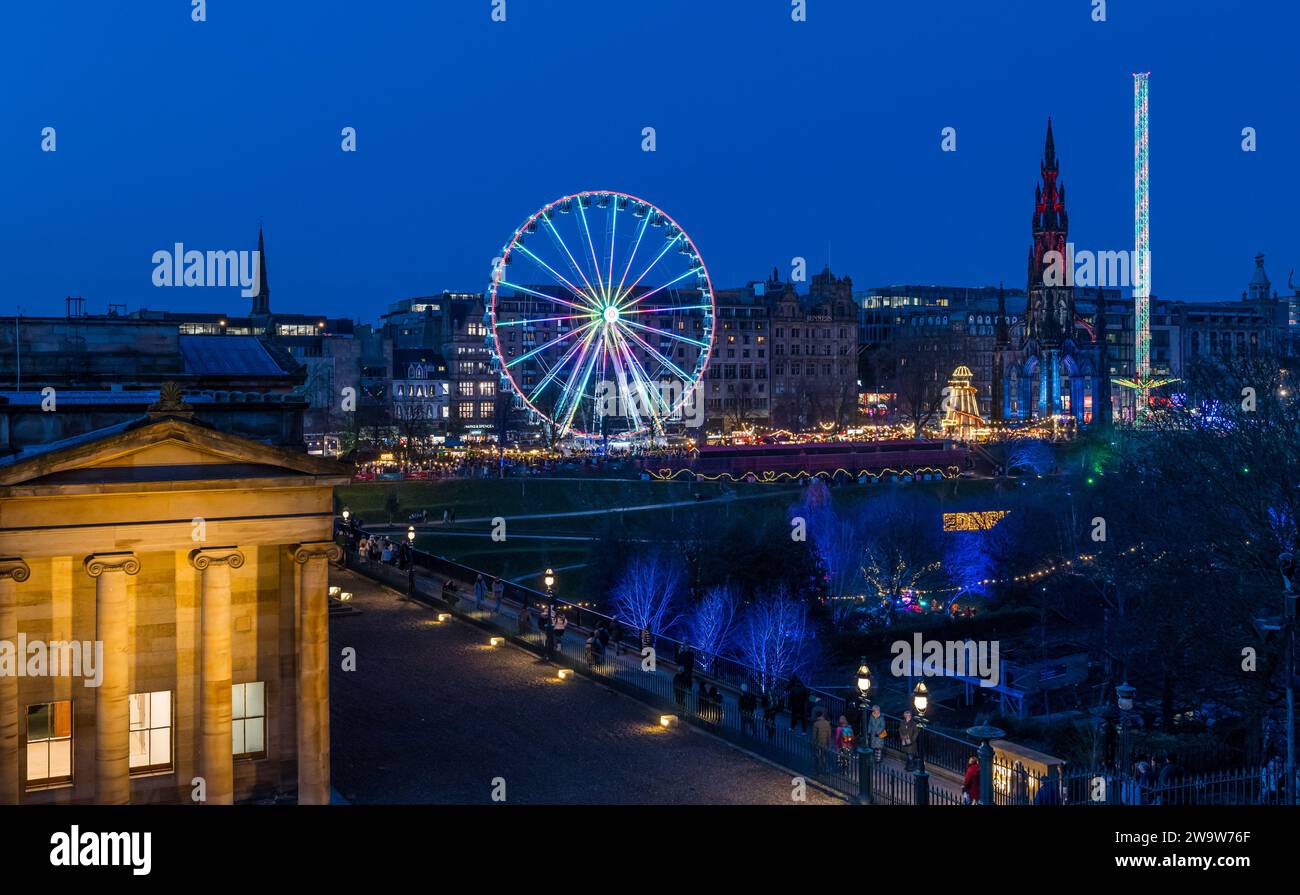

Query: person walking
left=517, top=602, right=532, bottom=637
left=962, top=755, right=981, bottom=805
left=899, top=709, right=919, bottom=771
left=492, top=577, right=504, bottom=612
left=672, top=669, right=689, bottom=710
left=812, top=708, right=832, bottom=773
left=762, top=689, right=780, bottom=740
left=553, top=610, right=568, bottom=653
left=708, top=684, right=723, bottom=727
left=834, top=714, right=856, bottom=772
left=787, top=674, right=809, bottom=734
left=541, top=606, right=556, bottom=659
left=867, top=705, right=887, bottom=763
left=610, top=619, right=624, bottom=657
left=695, top=680, right=711, bottom=723
left=739, top=684, right=758, bottom=738
left=474, top=573, right=486, bottom=608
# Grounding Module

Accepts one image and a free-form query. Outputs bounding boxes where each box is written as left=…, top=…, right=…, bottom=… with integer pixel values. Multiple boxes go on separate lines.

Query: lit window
left=129, top=691, right=173, bottom=774
left=232, top=682, right=266, bottom=759
left=26, top=701, right=73, bottom=786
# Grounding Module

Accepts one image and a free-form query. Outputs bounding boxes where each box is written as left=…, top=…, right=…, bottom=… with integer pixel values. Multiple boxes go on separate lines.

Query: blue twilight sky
left=2, top=0, right=1297, bottom=320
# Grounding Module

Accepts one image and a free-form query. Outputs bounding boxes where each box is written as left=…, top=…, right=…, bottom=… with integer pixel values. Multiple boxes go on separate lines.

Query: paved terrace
left=328, top=566, right=845, bottom=805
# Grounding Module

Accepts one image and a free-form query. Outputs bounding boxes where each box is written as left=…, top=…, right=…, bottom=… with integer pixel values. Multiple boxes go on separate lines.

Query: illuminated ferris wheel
left=486, top=191, right=715, bottom=439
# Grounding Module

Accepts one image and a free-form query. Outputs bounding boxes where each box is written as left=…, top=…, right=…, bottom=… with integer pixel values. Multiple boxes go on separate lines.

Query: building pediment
left=0, top=415, right=347, bottom=489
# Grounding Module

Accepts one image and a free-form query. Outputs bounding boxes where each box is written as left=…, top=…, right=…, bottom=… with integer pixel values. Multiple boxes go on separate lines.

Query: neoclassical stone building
left=0, top=397, right=348, bottom=804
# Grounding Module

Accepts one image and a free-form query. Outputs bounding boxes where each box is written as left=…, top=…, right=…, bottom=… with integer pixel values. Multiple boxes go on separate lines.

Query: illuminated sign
left=942, top=511, right=1010, bottom=532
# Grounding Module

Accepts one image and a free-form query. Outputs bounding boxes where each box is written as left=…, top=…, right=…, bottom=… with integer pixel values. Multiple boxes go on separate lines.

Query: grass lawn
left=339, top=474, right=1019, bottom=601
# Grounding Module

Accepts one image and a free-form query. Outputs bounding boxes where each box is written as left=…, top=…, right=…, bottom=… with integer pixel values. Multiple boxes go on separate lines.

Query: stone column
left=293, top=542, right=341, bottom=805
left=84, top=552, right=140, bottom=805
left=189, top=547, right=244, bottom=805
left=0, top=558, right=30, bottom=804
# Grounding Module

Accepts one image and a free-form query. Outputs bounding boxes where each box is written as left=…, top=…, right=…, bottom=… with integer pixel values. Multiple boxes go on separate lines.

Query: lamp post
left=544, top=567, right=556, bottom=608
left=966, top=724, right=1005, bottom=806
left=342, top=507, right=351, bottom=524
left=1116, top=681, right=1136, bottom=803
left=912, top=681, right=930, bottom=805
left=855, top=658, right=873, bottom=805
left=405, top=525, right=417, bottom=596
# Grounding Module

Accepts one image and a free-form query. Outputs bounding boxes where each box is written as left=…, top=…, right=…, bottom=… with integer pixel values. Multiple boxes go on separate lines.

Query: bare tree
left=611, top=551, right=684, bottom=635
left=735, top=588, right=810, bottom=693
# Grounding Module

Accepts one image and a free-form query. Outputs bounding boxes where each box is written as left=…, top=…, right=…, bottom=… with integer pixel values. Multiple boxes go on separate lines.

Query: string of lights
left=647, top=465, right=961, bottom=483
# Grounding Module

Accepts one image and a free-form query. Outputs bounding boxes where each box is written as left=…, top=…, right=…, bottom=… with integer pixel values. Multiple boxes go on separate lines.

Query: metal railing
left=988, top=756, right=1283, bottom=806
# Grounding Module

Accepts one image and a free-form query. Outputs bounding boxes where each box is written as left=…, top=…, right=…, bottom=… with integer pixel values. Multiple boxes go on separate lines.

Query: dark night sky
left=3, top=0, right=1297, bottom=320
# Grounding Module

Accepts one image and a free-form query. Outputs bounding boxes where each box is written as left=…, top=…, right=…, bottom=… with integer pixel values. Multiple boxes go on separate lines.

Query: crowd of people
left=353, top=532, right=412, bottom=570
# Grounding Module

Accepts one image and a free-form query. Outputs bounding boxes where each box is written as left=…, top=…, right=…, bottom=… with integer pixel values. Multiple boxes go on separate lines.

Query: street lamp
left=1116, top=681, right=1136, bottom=803
left=854, top=658, right=873, bottom=805
left=407, top=525, right=416, bottom=543
left=911, top=681, right=931, bottom=805
left=912, top=680, right=930, bottom=716
left=342, top=507, right=351, bottom=523
left=544, top=568, right=556, bottom=607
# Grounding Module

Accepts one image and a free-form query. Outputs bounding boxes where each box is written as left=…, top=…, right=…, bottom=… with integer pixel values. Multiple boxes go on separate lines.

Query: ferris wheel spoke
left=619, top=266, right=701, bottom=311
left=526, top=331, right=592, bottom=403
left=619, top=304, right=712, bottom=316
left=494, top=312, right=590, bottom=327
left=543, top=217, right=599, bottom=299
left=509, top=246, right=595, bottom=308
left=618, top=317, right=711, bottom=349
left=505, top=319, right=597, bottom=369
left=619, top=232, right=684, bottom=300
left=614, top=211, right=652, bottom=301
left=497, top=279, right=590, bottom=313
left=555, top=327, right=603, bottom=436
left=604, top=332, right=635, bottom=429
left=575, top=198, right=606, bottom=297
left=606, top=201, right=618, bottom=297
left=607, top=329, right=652, bottom=430
left=616, top=322, right=695, bottom=384
left=612, top=326, right=673, bottom=419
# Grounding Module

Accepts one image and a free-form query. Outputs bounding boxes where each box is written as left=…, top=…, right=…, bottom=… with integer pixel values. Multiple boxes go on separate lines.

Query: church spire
left=251, top=225, right=271, bottom=317
left=1043, top=116, right=1057, bottom=172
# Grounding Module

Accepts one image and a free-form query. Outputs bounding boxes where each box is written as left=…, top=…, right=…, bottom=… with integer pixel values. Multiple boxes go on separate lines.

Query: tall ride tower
left=1132, top=72, right=1151, bottom=416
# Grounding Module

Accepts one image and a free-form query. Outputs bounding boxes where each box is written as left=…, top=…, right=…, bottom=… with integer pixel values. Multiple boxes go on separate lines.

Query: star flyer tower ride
left=1133, top=73, right=1150, bottom=410
left=1115, top=74, right=1177, bottom=415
